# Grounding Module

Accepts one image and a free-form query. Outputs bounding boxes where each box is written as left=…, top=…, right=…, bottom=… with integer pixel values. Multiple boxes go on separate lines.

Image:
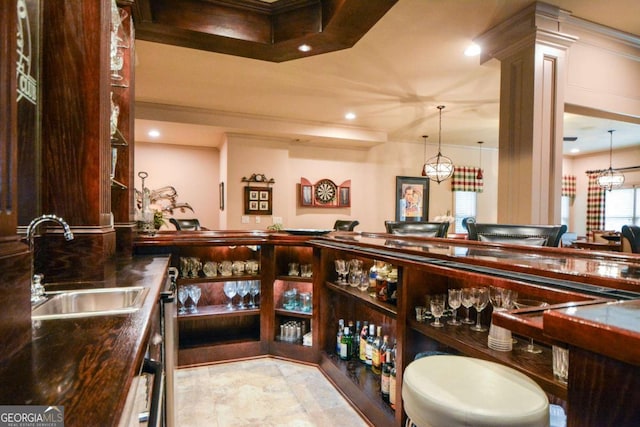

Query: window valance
left=451, top=166, right=483, bottom=192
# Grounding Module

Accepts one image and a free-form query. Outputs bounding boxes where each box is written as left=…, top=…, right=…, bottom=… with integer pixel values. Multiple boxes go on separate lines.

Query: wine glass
left=236, top=281, right=250, bottom=309
left=461, top=288, right=475, bottom=324
left=514, top=299, right=549, bottom=353
left=177, top=286, right=189, bottom=314
left=334, top=259, right=347, bottom=284
left=470, top=287, right=489, bottom=332
left=447, top=288, right=462, bottom=326
left=188, top=285, right=201, bottom=314
left=429, top=294, right=446, bottom=328
left=248, top=280, right=260, bottom=308
left=223, top=281, right=237, bottom=310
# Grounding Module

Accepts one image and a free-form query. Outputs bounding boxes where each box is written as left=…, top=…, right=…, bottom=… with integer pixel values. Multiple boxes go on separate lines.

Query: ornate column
left=476, top=2, right=577, bottom=224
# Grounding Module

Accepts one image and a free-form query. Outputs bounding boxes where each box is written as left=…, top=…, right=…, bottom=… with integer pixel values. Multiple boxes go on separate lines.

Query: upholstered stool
left=402, top=355, right=549, bottom=427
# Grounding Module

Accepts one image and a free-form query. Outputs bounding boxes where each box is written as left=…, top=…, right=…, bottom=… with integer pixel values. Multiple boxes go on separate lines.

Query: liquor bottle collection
left=336, top=318, right=398, bottom=410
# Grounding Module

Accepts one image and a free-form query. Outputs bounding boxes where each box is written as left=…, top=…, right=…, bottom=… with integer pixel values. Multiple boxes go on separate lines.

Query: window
left=454, top=191, right=476, bottom=233
left=604, top=187, right=640, bottom=230
left=560, top=196, right=570, bottom=227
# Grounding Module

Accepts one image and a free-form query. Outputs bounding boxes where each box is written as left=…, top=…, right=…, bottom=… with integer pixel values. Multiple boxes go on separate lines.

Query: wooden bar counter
left=0, top=256, right=170, bottom=427
left=134, top=230, right=640, bottom=427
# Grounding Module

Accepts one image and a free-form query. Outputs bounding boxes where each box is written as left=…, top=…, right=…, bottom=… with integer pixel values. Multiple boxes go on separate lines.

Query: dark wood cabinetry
left=135, top=231, right=640, bottom=427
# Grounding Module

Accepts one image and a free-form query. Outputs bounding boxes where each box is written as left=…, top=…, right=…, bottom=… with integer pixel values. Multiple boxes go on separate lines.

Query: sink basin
left=32, top=286, right=149, bottom=320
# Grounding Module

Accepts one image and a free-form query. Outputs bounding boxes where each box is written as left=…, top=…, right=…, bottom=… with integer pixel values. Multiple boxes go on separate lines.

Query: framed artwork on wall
left=395, top=176, right=429, bottom=221
left=244, top=186, right=272, bottom=215
left=219, top=182, right=224, bottom=210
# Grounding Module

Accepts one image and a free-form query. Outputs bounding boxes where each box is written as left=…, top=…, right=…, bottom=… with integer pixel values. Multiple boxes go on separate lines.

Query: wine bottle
left=339, top=327, right=352, bottom=360
left=336, top=319, right=344, bottom=355
left=365, top=323, right=376, bottom=368
left=371, top=326, right=383, bottom=375
left=359, top=321, right=369, bottom=363
left=389, top=358, right=396, bottom=410
left=381, top=348, right=392, bottom=403
left=353, top=320, right=361, bottom=359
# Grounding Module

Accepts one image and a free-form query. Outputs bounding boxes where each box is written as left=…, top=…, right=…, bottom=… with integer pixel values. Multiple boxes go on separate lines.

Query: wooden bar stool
left=402, top=355, right=549, bottom=427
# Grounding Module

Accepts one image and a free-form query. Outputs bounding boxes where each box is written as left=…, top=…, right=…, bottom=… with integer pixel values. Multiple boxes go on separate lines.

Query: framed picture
left=244, top=186, right=272, bottom=215
left=395, top=176, right=429, bottom=222
left=219, top=182, right=225, bottom=211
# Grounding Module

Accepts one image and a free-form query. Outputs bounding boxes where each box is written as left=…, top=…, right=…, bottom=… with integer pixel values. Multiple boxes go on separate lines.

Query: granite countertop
left=544, top=299, right=640, bottom=367
left=0, top=255, right=170, bottom=427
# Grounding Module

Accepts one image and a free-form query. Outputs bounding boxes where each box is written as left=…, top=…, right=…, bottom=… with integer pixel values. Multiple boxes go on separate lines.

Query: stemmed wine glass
left=188, top=285, right=201, bottom=314
left=178, top=286, right=189, bottom=315
left=236, top=281, right=250, bottom=309
left=514, top=299, right=549, bottom=353
left=447, top=288, right=462, bottom=326
left=470, top=287, right=489, bottom=332
left=248, top=280, right=260, bottom=308
left=223, top=281, right=237, bottom=310
left=334, top=259, right=347, bottom=285
left=461, top=288, right=475, bottom=324
left=429, top=294, right=446, bottom=328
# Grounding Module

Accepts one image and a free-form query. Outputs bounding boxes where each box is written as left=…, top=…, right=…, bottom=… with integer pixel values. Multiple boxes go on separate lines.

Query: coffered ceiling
left=133, top=0, right=640, bottom=155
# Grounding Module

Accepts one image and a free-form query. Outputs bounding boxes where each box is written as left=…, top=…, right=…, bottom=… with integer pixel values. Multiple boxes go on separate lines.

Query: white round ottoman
left=402, top=355, right=549, bottom=427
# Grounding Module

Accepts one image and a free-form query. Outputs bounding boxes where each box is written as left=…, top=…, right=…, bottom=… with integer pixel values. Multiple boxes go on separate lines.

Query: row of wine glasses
left=223, top=280, right=260, bottom=310
left=424, top=287, right=549, bottom=354
left=178, top=285, right=201, bottom=314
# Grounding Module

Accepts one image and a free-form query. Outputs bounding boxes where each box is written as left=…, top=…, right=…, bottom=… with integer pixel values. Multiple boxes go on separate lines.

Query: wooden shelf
left=319, top=351, right=395, bottom=427
left=408, top=318, right=567, bottom=399
left=110, top=178, right=127, bottom=190
left=177, top=275, right=260, bottom=285
left=178, top=305, right=260, bottom=320
left=179, top=340, right=264, bottom=366
left=326, top=281, right=397, bottom=319
left=276, top=275, right=313, bottom=282
left=275, top=308, right=312, bottom=318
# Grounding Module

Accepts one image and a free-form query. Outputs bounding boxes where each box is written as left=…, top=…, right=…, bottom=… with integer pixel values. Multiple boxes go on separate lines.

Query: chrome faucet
left=26, top=214, right=74, bottom=303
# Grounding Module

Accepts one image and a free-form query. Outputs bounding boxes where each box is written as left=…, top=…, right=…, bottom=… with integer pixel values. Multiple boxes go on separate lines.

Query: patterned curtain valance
left=562, top=175, right=576, bottom=198
left=451, top=166, right=483, bottom=192
left=586, top=173, right=605, bottom=232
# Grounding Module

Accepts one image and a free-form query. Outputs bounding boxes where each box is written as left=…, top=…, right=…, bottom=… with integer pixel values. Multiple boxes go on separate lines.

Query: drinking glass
left=514, top=299, right=549, bottom=353
left=334, top=259, right=347, bottom=284
left=470, top=287, right=489, bottom=332
left=447, top=288, right=462, bottom=326
left=429, top=294, right=446, bottom=328
left=357, top=274, right=369, bottom=292
left=461, top=288, right=475, bottom=324
left=223, top=281, right=237, bottom=310
left=178, top=286, right=189, bottom=314
left=248, top=280, right=260, bottom=308
left=236, top=281, right=250, bottom=309
left=188, top=285, right=201, bottom=314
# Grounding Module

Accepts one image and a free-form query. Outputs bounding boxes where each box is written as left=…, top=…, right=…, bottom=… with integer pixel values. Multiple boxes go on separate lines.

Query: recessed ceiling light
left=148, top=129, right=160, bottom=138
left=464, top=43, right=481, bottom=57
left=570, top=148, right=580, bottom=154
left=298, top=44, right=312, bottom=52
left=345, top=112, right=356, bottom=120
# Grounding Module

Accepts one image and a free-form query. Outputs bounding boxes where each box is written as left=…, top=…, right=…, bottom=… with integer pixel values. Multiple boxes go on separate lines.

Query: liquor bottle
left=381, top=348, right=392, bottom=403
left=359, top=321, right=369, bottom=363
left=386, top=269, right=398, bottom=305
left=353, top=320, right=361, bottom=359
left=368, top=262, right=378, bottom=297
left=371, top=326, right=383, bottom=375
left=336, top=319, right=344, bottom=355
left=365, top=323, right=376, bottom=368
left=339, top=327, right=352, bottom=361
left=389, top=358, right=397, bottom=410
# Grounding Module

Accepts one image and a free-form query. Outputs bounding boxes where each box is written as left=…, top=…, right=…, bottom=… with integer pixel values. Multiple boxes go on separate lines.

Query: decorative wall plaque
left=300, top=178, right=351, bottom=208
left=242, top=173, right=274, bottom=215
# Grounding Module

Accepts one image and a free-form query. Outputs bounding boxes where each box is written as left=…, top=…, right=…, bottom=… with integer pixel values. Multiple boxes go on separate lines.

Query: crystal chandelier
left=597, top=130, right=624, bottom=191
left=423, top=105, right=454, bottom=183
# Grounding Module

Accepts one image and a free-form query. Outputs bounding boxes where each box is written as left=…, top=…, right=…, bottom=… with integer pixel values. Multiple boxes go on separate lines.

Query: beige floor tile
left=174, top=358, right=370, bottom=427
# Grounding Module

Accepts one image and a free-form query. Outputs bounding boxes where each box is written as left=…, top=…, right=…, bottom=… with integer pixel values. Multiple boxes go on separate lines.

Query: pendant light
left=597, top=130, right=625, bottom=191
left=420, top=135, right=429, bottom=176
left=476, top=141, right=484, bottom=180
left=423, top=105, right=454, bottom=183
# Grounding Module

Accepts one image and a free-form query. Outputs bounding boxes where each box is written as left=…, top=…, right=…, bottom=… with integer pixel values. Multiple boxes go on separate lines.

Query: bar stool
left=402, top=355, right=549, bottom=427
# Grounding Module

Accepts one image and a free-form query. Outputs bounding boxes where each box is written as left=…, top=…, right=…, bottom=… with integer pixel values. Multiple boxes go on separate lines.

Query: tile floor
left=175, top=358, right=371, bottom=426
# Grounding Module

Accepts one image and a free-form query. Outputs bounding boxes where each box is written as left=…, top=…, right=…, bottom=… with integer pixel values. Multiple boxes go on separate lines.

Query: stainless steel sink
left=32, top=286, right=149, bottom=320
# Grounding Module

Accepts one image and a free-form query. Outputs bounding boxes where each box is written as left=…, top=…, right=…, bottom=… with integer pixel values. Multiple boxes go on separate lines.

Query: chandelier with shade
left=423, top=105, right=454, bottom=183
left=597, top=130, right=624, bottom=191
